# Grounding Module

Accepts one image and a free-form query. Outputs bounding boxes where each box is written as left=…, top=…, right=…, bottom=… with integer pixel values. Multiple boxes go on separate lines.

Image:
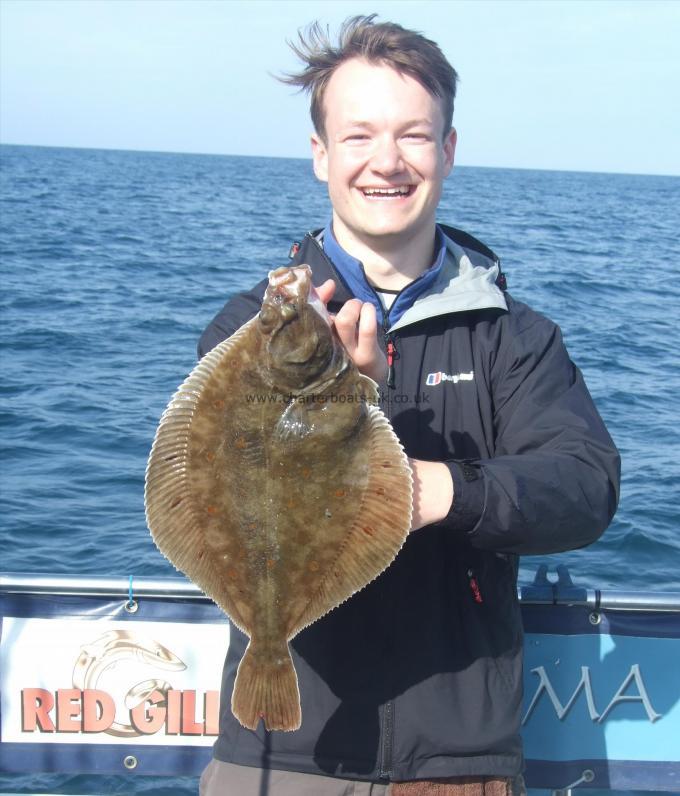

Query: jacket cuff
left=438, top=461, right=485, bottom=532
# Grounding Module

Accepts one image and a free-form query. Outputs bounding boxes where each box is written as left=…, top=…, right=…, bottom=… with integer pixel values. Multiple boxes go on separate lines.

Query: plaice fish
left=144, top=264, right=412, bottom=731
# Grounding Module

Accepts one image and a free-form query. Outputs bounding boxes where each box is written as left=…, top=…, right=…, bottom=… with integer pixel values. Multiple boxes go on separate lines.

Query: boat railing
left=3, top=565, right=680, bottom=610
left=1, top=568, right=679, bottom=794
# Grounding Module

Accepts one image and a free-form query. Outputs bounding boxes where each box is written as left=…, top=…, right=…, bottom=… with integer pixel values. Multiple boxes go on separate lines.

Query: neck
left=331, top=218, right=439, bottom=291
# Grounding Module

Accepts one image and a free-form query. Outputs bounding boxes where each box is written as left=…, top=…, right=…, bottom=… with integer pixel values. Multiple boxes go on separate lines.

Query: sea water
left=1, top=144, right=679, bottom=794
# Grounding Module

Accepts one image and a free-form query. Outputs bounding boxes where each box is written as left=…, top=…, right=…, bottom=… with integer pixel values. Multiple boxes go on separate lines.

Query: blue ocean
left=1, top=144, right=678, bottom=794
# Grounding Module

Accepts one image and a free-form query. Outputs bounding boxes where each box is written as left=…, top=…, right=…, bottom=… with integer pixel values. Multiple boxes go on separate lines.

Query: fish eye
left=260, top=304, right=277, bottom=331
left=281, top=303, right=298, bottom=321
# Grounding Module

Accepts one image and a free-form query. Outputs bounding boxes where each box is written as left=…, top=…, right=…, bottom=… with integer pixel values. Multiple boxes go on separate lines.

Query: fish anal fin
left=287, top=406, right=412, bottom=638
left=145, top=468, right=250, bottom=634
left=231, top=638, right=301, bottom=732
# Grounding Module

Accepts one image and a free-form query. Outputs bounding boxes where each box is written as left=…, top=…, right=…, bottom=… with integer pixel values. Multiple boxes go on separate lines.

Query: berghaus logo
left=426, top=371, right=474, bottom=386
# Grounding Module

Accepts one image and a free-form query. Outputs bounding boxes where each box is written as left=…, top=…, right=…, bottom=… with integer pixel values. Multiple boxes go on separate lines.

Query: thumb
left=315, top=279, right=336, bottom=307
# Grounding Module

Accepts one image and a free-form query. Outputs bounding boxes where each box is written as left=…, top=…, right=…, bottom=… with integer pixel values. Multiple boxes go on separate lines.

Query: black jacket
left=198, top=225, right=620, bottom=781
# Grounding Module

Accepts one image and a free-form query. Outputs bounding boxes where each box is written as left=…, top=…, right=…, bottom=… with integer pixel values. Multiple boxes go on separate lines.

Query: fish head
left=260, top=265, right=344, bottom=392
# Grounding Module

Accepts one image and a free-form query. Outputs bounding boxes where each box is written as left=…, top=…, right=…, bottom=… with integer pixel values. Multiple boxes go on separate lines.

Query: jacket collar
left=320, top=223, right=449, bottom=327
left=289, top=224, right=508, bottom=331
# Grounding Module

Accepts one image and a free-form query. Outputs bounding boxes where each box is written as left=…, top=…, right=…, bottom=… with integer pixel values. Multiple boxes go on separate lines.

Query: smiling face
left=311, top=58, right=457, bottom=255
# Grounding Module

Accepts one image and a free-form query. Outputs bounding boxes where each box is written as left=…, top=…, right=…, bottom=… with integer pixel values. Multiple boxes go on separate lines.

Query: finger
left=357, top=303, right=387, bottom=381
left=334, top=299, right=362, bottom=350
left=357, top=302, right=378, bottom=348
left=314, top=279, right=336, bottom=307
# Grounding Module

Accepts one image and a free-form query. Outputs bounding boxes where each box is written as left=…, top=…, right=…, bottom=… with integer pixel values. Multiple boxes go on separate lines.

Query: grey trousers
left=199, top=760, right=389, bottom=795
left=199, top=760, right=527, bottom=796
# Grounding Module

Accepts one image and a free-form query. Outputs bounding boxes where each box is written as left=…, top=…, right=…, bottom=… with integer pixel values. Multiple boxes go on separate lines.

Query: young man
left=198, top=16, right=620, bottom=796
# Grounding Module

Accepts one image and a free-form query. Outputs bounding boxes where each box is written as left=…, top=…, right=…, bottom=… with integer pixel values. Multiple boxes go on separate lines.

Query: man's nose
left=370, top=136, right=405, bottom=174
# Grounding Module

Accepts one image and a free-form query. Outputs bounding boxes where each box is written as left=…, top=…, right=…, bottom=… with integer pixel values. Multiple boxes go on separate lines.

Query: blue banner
left=522, top=604, right=680, bottom=790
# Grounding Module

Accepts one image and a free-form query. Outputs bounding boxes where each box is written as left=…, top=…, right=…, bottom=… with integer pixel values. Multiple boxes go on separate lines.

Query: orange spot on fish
left=235, top=437, right=247, bottom=450
left=334, top=489, right=346, bottom=498
left=363, top=526, right=374, bottom=536
left=302, top=467, right=311, bottom=478
left=205, top=451, right=215, bottom=462
left=308, top=561, right=319, bottom=572
left=227, top=568, right=238, bottom=579
left=206, top=505, right=218, bottom=515
left=286, top=498, right=295, bottom=509
left=267, top=559, right=275, bottom=569
left=213, top=399, right=225, bottom=410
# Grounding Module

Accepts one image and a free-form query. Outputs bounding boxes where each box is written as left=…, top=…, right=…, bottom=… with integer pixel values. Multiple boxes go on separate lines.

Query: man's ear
left=443, top=127, right=457, bottom=176
left=311, top=134, right=329, bottom=182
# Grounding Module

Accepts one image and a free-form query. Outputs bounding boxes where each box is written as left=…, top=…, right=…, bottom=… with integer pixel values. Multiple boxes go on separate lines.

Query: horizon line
left=1, top=141, right=678, bottom=180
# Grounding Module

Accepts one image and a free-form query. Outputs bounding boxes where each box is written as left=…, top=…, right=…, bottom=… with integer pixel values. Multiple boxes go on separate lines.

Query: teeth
left=362, top=187, right=411, bottom=196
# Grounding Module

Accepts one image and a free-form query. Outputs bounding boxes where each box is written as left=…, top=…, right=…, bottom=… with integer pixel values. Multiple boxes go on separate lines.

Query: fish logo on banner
left=18, top=626, right=221, bottom=738
left=72, top=630, right=186, bottom=737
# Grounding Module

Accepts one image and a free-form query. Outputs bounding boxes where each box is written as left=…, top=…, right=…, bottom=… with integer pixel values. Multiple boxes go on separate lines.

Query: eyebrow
left=400, top=118, right=435, bottom=129
left=342, top=121, right=373, bottom=130
left=341, top=118, right=435, bottom=130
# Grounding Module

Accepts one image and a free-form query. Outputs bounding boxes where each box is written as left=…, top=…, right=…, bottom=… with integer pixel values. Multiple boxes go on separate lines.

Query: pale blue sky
left=1, top=0, right=678, bottom=175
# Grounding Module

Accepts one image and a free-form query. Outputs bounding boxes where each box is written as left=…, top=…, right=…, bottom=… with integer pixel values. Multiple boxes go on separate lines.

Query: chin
left=358, top=217, right=411, bottom=236
left=362, top=226, right=416, bottom=244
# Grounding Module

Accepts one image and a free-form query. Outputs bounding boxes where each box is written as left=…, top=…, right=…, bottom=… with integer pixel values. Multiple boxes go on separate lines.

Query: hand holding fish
left=316, top=278, right=387, bottom=383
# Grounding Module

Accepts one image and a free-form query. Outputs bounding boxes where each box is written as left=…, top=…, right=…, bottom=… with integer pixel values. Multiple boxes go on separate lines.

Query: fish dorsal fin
left=144, top=316, right=260, bottom=633
left=286, top=405, right=412, bottom=639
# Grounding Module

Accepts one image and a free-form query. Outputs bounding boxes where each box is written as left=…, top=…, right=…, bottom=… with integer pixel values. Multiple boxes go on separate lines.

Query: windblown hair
left=279, top=15, right=459, bottom=141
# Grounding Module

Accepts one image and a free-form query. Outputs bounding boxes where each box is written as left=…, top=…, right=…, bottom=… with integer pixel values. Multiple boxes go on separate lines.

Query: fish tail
left=231, top=639, right=301, bottom=732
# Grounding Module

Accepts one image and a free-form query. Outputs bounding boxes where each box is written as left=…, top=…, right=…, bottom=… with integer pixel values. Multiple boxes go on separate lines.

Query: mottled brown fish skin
left=145, top=265, right=412, bottom=732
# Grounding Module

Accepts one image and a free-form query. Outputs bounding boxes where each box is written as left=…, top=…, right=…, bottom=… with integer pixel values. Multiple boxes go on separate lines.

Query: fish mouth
left=266, top=265, right=330, bottom=325
left=268, top=265, right=311, bottom=299
left=359, top=185, right=415, bottom=199
left=269, top=265, right=312, bottom=299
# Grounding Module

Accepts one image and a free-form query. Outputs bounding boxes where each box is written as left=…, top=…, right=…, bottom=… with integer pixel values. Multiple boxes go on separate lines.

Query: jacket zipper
left=378, top=304, right=396, bottom=780
left=378, top=700, right=394, bottom=779
left=386, top=335, right=398, bottom=389
left=361, top=279, right=397, bottom=779
left=303, top=244, right=400, bottom=778
left=381, top=309, right=398, bottom=394
left=358, top=269, right=399, bottom=396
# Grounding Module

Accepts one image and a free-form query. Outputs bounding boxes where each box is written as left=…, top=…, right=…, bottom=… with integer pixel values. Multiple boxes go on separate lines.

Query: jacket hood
left=388, top=232, right=508, bottom=332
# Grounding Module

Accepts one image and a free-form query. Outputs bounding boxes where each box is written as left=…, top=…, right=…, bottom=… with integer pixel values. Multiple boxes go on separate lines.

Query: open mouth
left=360, top=186, right=414, bottom=199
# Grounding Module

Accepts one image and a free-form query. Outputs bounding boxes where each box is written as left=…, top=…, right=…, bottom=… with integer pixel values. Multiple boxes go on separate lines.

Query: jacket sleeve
left=197, top=279, right=268, bottom=358
left=440, top=302, right=621, bottom=556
